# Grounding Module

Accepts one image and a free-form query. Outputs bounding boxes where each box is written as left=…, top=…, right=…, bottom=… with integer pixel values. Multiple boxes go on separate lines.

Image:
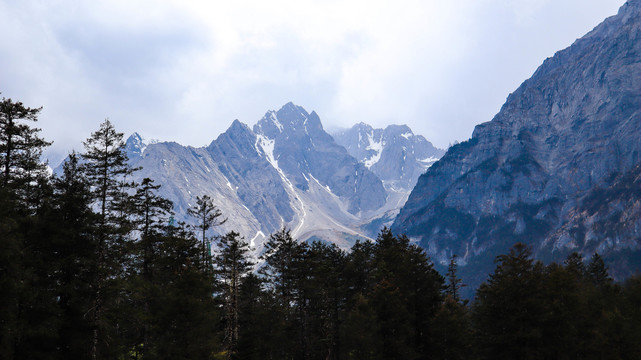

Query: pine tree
left=0, top=96, right=51, bottom=359
left=81, top=119, right=137, bottom=360
left=431, top=297, right=473, bottom=360
left=11, top=179, right=63, bottom=360
left=445, top=254, right=464, bottom=302
left=213, top=231, right=254, bottom=359
left=343, top=228, right=444, bottom=359
left=304, top=241, right=347, bottom=360
left=188, top=195, right=226, bottom=271
left=260, top=228, right=307, bottom=307
left=432, top=254, right=472, bottom=360
left=0, top=188, right=20, bottom=360
left=131, top=177, right=173, bottom=280
left=127, top=177, right=174, bottom=358
left=538, top=262, right=584, bottom=359
left=0, top=96, right=51, bottom=207
left=236, top=273, right=279, bottom=360
left=148, top=224, right=220, bottom=359
left=473, top=243, right=546, bottom=360
left=341, top=240, right=377, bottom=359
left=259, top=227, right=309, bottom=359
left=564, top=252, right=586, bottom=279
left=587, top=252, right=612, bottom=287
left=50, top=152, right=97, bottom=358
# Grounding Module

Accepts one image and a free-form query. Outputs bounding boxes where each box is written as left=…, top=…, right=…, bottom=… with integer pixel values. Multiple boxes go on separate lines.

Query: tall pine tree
left=188, top=194, right=226, bottom=272
left=213, top=231, right=254, bottom=359
left=81, top=119, right=136, bottom=360
left=0, top=96, right=51, bottom=206
left=0, top=96, right=51, bottom=360
left=51, top=152, right=97, bottom=358
left=473, top=243, right=545, bottom=360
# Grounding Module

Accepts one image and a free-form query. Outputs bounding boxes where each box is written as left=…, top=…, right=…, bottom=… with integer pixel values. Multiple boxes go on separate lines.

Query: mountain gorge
left=393, top=0, right=641, bottom=284
left=124, top=103, right=443, bottom=253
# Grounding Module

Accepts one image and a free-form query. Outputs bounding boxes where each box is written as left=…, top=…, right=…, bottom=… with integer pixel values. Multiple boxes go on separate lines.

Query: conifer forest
left=2, top=96, right=641, bottom=360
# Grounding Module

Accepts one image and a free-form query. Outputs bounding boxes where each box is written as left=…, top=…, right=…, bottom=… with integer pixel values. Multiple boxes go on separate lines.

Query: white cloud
left=0, top=0, right=625, bottom=164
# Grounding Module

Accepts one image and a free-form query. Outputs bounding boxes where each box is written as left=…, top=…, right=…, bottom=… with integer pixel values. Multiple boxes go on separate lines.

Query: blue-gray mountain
left=119, top=103, right=440, bottom=254
left=393, top=0, right=641, bottom=287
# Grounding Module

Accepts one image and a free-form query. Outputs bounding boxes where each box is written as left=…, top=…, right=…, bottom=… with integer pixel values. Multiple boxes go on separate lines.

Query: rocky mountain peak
left=277, top=101, right=309, bottom=123
left=305, top=111, right=324, bottom=133
left=334, top=123, right=444, bottom=191
left=254, top=102, right=313, bottom=139
left=125, top=132, right=157, bottom=160
left=384, top=124, right=412, bottom=136
left=228, top=119, right=251, bottom=133
left=209, top=119, right=260, bottom=161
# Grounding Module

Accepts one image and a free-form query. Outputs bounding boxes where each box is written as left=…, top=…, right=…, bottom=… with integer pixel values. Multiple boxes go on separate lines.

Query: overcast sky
left=0, top=0, right=625, bottom=165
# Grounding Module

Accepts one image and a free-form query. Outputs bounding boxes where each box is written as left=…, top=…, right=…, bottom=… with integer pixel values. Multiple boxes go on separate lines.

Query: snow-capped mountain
left=330, top=123, right=445, bottom=236
left=333, top=123, right=445, bottom=191
left=252, top=103, right=387, bottom=215
left=57, top=102, right=442, bottom=254
left=126, top=103, right=398, bottom=253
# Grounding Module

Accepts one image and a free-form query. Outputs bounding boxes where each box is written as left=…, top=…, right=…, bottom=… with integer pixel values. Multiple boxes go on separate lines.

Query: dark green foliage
left=473, top=246, right=641, bottom=360
left=81, top=119, right=138, bottom=359
left=430, top=254, right=473, bottom=360
left=259, top=227, right=310, bottom=359
left=341, top=228, right=444, bottom=360
left=445, top=255, right=464, bottom=302
left=431, top=296, right=473, bottom=360
left=144, top=226, right=220, bottom=360
left=0, top=97, right=51, bottom=207
left=213, top=231, right=253, bottom=358
left=303, top=241, right=346, bottom=360
left=473, top=243, right=546, bottom=360
left=0, top=97, right=54, bottom=360
left=0, top=190, right=21, bottom=360
left=587, top=252, right=612, bottom=286
left=236, top=273, right=280, bottom=360
left=49, top=153, right=97, bottom=358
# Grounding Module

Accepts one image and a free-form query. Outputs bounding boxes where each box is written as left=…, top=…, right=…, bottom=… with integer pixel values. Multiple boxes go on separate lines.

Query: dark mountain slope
left=393, top=0, right=641, bottom=282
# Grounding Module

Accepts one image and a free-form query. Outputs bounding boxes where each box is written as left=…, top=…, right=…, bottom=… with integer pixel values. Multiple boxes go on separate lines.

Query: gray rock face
left=393, top=0, right=641, bottom=283
left=207, top=120, right=295, bottom=232
left=333, top=123, right=445, bottom=191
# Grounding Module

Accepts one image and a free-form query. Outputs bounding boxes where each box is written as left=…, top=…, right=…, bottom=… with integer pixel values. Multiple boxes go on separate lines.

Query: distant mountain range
left=55, top=1, right=641, bottom=292
left=116, top=103, right=443, bottom=254
left=392, top=0, right=641, bottom=288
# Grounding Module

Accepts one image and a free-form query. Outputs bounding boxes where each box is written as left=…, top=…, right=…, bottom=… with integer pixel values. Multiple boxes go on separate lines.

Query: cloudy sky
left=0, top=0, right=625, bottom=165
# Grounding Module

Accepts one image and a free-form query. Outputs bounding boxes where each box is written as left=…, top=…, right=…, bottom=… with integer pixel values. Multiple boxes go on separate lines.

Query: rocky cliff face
left=207, top=120, right=295, bottom=233
left=393, top=0, right=641, bottom=283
